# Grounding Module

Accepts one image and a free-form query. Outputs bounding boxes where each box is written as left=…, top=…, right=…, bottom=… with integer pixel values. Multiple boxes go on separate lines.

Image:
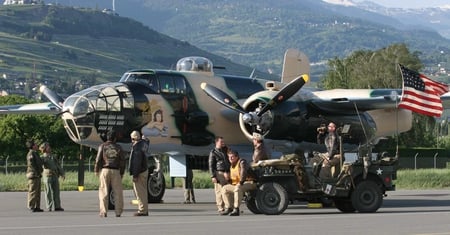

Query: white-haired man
left=129, top=130, right=149, bottom=216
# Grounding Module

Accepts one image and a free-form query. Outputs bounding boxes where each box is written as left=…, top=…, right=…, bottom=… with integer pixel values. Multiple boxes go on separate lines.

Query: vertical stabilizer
left=281, top=48, right=310, bottom=84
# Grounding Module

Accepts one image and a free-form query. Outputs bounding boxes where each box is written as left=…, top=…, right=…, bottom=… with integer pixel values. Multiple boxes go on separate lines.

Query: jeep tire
left=351, top=180, right=383, bottom=213
left=256, top=182, right=288, bottom=215
left=245, top=193, right=262, bottom=214
left=334, top=198, right=355, bottom=213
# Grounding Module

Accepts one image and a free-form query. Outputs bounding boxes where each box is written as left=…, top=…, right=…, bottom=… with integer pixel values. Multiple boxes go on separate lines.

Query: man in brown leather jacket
left=208, top=136, right=230, bottom=214
left=252, top=133, right=270, bottom=163
left=94, top=130, right=125, bottom=217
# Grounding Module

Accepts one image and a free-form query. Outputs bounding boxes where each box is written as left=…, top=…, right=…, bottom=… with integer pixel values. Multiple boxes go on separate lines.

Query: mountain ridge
left=325, top=0, right=450, bottom=39
left=51, top=0, right=450, bottom=77
left=0, top=4, right=270, bottom=96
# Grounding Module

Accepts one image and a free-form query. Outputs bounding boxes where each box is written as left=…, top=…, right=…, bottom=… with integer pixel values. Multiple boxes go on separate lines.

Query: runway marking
left=414, top=233, right=450, bottom=235
left=1, top=210, right=450, bottom=231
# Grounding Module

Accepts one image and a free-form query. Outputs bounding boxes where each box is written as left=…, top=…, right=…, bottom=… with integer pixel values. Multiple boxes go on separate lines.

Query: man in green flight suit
left=26, top=140, right=43, bottom=212
left=40, top=142, right=65, bottom=212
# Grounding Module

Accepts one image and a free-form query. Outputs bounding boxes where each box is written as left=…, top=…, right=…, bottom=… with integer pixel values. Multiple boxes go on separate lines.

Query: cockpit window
left=116, top=85, right=133, bottom=109
left=120, top=72, right=159, bottom=93
left=97, top=87, right=121, bottom=112
left=158, top=74, right=186, bottom=94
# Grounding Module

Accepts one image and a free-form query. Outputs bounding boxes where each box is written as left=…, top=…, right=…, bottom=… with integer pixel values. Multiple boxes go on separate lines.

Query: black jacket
left=208, top=147, right=230, bottom=178
left=129, top=140, right=148, bottom=178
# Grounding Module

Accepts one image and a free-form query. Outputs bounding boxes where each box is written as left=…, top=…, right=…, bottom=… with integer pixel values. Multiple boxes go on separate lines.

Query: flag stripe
left=403, top=89, right=442, bottom=106
left=398, top=64, right=449, bottom=117
left=422, top=75, right=448, bottom=95
left=398, top=103, right=442, bottom=117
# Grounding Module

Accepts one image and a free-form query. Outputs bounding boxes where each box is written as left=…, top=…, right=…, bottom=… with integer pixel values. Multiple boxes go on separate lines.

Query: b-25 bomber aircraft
left=0, top=49, right=430, bottom=203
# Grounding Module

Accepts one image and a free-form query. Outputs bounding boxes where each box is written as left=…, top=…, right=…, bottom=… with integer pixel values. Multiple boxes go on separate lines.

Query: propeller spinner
left=201, top=74, right=309, bottom=136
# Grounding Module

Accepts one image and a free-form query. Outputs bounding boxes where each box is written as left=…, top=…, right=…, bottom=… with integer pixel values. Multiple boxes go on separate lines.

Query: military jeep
left=245, top=151, right=398, bottom=215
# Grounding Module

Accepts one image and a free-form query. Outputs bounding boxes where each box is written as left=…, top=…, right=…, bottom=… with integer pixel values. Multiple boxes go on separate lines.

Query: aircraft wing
left=441, top=92, right=450, bottom=108
left=0, top=102, right=60, bottom=115
left=308, top=89, right=400, bottom=114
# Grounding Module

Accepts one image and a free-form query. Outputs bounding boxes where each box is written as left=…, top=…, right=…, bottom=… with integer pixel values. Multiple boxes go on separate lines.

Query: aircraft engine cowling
left=201, top=75, right=308, bottom=142
left=239, top=90, right=307, bottom=141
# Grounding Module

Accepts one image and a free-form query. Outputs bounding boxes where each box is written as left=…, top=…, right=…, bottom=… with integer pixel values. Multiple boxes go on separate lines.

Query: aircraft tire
left=351, top=180, right=383, bottom=213
left=255, top=182, right=288, bottom=215
left=108, top=188, right=115, bottom=210
left=147, top=170, right=166, bottom=203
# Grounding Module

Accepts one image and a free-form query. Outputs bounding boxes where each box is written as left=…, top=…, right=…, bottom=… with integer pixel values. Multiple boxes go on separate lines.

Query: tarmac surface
left=1, top=188, right=450, bottom=235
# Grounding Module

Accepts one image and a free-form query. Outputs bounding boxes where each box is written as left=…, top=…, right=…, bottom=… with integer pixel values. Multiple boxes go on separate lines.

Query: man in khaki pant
left=94, top=130, right=126, bottom=217
left=129, top=131, right=149, bottom=216
left=221, top=150, right=256, bottom=216
left=208, top=136, right=230, bottom=214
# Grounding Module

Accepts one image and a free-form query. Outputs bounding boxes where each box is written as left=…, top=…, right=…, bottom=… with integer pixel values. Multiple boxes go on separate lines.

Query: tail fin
left=281, top=48, right=310, bottom=84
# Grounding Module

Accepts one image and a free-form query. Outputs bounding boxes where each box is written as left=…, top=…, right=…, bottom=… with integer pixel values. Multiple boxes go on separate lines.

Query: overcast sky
left=353, top=0, right=450, bottom=8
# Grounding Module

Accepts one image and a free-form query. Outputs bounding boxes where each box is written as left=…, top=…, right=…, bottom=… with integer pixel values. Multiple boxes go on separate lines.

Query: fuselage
left=60, top=68, right=268, bottom=155
left=59, top=57, right=412, bottom=156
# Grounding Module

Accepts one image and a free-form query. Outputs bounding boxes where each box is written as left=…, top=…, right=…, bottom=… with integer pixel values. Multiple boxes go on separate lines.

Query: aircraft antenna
left=353, top=102, right=369, bottom=144
left=249, top=68, right=256, bottom=79
left=112, top=0, right=115, bottom=12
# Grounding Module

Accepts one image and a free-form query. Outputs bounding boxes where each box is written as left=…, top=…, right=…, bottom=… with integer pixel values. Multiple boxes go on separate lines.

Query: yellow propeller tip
left=302, top=74, right=310, bottom=82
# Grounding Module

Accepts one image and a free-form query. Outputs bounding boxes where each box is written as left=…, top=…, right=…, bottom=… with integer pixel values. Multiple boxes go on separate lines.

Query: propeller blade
left=40, top=85, right=64, bottom=110
left=257, top=74, right=309, bottom=116
left=200, top=82, right=246, bottom=114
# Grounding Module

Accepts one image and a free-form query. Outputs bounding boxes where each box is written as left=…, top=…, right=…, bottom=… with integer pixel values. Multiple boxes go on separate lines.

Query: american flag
left=398, top=64, right=449, bottom=117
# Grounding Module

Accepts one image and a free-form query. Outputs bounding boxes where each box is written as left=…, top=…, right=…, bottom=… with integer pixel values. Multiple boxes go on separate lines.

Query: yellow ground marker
left=307, top=203, right=323, bottom=208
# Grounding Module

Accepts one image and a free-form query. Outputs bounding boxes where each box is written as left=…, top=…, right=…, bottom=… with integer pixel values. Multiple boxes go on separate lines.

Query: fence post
left=414, top=153, right=419, bottom=170
left=434, top=153, right=439, bottom=169
left=88, top=155, right=93, bottom=172
left=5, top=155, right=9, bottom=174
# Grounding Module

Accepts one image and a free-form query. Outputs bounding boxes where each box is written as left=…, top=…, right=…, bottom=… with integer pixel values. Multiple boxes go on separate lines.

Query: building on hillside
left=3, top=0, right=42, bottom=5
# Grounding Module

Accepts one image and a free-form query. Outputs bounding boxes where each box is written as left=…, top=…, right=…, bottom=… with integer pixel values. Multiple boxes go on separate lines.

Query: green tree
left=0, top=95, right=78, bottom=161
left=320, top=43, right=437, bottom=148
left=321, top=43, right=422, bottom=89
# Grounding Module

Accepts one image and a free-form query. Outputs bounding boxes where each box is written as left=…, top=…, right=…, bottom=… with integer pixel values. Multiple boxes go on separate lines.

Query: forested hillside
left=0, top=4, right=264, bottom=97
left=40, top=0, right=450, bottom=81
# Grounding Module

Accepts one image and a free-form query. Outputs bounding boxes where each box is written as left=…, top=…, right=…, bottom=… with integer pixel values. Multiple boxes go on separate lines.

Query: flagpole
left=395, top=64, right=405, bottom=159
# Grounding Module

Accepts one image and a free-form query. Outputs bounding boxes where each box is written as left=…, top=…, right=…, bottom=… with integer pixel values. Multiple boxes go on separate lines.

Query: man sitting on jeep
left=311, top=122, right=344, bottom=178
left=220, top=150, right=256, bottom=216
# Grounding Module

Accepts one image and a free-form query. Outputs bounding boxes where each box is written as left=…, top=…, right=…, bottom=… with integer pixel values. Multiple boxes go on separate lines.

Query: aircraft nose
left=60, top=83, right=135, bottom=147
left=61, top=92, right=97, bottom=143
